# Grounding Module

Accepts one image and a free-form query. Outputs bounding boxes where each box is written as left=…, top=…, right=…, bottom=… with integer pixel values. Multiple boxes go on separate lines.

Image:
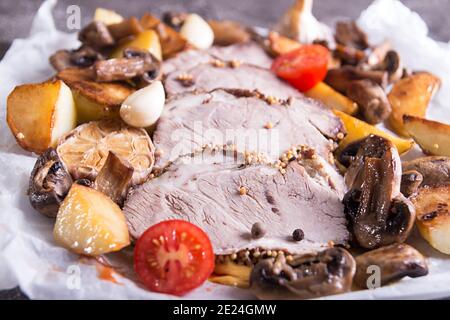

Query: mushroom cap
left=250, top=247, right=355, bottom=300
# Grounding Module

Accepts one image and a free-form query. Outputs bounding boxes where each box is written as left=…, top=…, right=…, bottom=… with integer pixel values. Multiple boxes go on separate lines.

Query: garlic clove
left=180, top=13, right=214, bottom=50
left=120, top=80, right=165, bottom=128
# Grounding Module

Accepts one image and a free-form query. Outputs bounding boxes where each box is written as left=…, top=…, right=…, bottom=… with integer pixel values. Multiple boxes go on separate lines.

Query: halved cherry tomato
left=134, top=220, right=215, bottom=296
left=271, top=44, right=329, bottom=92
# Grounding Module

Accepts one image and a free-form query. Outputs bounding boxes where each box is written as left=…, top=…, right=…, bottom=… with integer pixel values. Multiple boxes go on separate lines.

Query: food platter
left=1, top=0, right=450, bottom=300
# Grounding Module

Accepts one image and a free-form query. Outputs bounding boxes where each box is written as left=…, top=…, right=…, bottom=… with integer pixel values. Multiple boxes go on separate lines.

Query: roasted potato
left=334, top=109, right=414, bottom=154
left=413, top=186, right=450, bottom=255
left=111, top=29, right=162, bottom=60
left=7, top=80, right=76, bottom=154
left=387, top=72, right=441, bottom=136
left=209, top=262, right=252, bottom=288
left=94, top=8, right=124, bottom=25
left=404, top=115, right=450, bottom=157
left=54, top=183, right=130, bottom=256
left=56, top=68, right=134, bottom=124
left=305, top=82, right=358, bottom=115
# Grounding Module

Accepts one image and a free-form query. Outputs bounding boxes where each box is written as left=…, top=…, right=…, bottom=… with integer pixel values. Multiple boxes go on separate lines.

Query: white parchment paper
left=0, top=0, right=449, bottom=299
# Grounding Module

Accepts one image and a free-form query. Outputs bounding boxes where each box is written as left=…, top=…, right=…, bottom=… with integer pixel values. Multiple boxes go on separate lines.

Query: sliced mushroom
left=401, top=170, right=424, bottom=197
left=337, top=138, right=371, bottom=169
left=94, top=151, right=134, bottom=205
left=334, top=44, right=366, bottom=66
left=335, top=20, right=369, bottom=50
left=346, top=80, right=392, bottom=125
left=94, top=48, right=161, bottom=83
left=107, top=17, right=143, bottom=41
left=50, top=46, right=104, bottom=71
left=402, top=157, right=450, bottom=188
left=354, top=243, right=428, bottom=289
left=364, top=40, right=392, bottom=67
left=250, top=248, right=355, bottom=300
left=79, top=21, right=115, bottom=50
left=343, top=135, right=416, bottom=249
left=369, top=50, right=403, bottom=83
left=325, top=66, right=388, bottom=94
left=28, top=148, right=73, bottom=218
left=209, top=20, right=251, bottom=46
left=162, top=11, right=188, bottom=31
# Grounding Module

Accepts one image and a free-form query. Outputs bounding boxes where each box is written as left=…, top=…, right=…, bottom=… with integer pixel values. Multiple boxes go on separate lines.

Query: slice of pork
left=162, top=41, right=272, bottom=75
left=208, top=42, right=273, bottom=68
left=123, top=147, right=349, bottom=255
left=164, top=62, right=299, bottom=99
left=152, top=89, right=344, bottom=171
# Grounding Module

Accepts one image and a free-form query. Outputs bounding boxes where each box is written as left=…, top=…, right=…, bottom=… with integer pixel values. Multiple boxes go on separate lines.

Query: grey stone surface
left=0, top=0, right=449, bottom=300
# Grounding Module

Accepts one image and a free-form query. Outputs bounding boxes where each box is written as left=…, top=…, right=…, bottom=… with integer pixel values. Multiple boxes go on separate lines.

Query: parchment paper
left=0, top=0, right=449, bottom=299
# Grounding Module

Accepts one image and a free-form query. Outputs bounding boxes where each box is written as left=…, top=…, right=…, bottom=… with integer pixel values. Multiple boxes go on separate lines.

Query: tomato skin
left=271, top=44, right=329, bottom=92
left=134, top=220, right=215, bottom=296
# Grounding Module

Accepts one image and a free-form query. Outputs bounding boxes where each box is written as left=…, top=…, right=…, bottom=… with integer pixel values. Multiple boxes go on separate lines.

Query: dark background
left=0, top=0, right=449, bottom=300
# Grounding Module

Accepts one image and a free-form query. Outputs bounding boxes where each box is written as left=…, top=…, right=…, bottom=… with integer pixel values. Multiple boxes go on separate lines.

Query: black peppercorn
left=251, top=222, right=266, bottom=239
left=292, top=228, right=304, bottom=241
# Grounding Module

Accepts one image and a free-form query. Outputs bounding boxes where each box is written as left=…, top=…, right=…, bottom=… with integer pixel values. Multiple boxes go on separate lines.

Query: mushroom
left=334, top=44, right=366, bottom=66
left=325, top=66, right=388, bottom=94
left=162, top=11, right=188, bottom=31
left=50, top=46, right=104, bottom=71
left=372, top=50, right=403, bottom=83
left=78, top=21, right=115, bottom=50
left=354, top=243, right=428, bottom=289
left=94, top=151, right=134, bottom=205
left=401, top=170, right=424, bottom=197
left=334, top=20, right=369, bottom=50
left=28, top=148, right=73, bottom=218
left=363, top=40, right=391, bottom=66
left=94, top=48, right=161, bottom=83
left=337, top=139, right=364, bottom=168
left=107, top=17, right=143, bottom=41
left=346, top=79, right=392, bottom=125
left=402, top=156, right=450, bottom=188
left=250, top=248, right=355, bottom=300
left=343, top=135, right=416, bottom=249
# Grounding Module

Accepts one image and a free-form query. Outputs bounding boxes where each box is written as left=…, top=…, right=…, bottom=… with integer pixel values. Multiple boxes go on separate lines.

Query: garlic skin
left=120, top=81, right=165, bottom=128
left=180, top=13, right=214, bottom=50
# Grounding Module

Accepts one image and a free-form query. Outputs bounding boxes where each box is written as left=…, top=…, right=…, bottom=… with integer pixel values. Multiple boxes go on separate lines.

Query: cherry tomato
left=271, top=44, right=329, bottom=92
left=134, top=220, right=215, bottom=296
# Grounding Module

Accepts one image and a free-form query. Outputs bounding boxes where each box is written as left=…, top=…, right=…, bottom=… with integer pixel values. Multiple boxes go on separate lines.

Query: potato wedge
left=94, top=8, right=124, bottom=25
left=387, top=72, right=441, bottom=136
left=56, top=68, right=134, bottom=124
left=334, top=109, right=414, bottom=154
left=54, top=183, right=130, bottom=256
left=7, top=80, right=76, bottom=154
left=111, top=29, right=162, bottom=60
left=209, top=262, right=252, bottom=288
left=404, top=115, right=450, bottom=156
left=413, top=186, right=450, bottom=254
left=306, top=82, right=358, bottom=115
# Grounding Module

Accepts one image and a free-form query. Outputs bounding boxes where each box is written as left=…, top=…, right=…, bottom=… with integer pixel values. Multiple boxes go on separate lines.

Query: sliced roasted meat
left=250, top=248, right=355, bottom=300
left=162, top=42, right=273, bottom=75
left=354, top=243, right=428, bottom=289
left=343, top=135, right=415, bottom=249
left=208, top=42, right=273, bottom=68
left=152, top=89, right=344, bottom=171
left=123, top=146, right=349, bottom=255
left=164, top=62, right=297, bottom=99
